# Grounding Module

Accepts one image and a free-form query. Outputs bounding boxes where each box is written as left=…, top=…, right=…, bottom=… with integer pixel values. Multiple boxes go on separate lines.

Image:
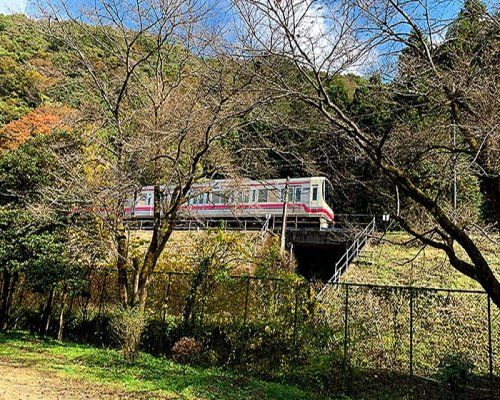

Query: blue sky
left=3, top=0, right=474, bottom=20
left=0, top=0, right=28, bottom=14
left=2, top=0, right=494, bottom=76
left=1, top=0, right=487, bottom=25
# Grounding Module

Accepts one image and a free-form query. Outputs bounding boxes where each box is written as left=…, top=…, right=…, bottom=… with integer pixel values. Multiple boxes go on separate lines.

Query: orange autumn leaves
left=0, top=105, right=72, bottom=151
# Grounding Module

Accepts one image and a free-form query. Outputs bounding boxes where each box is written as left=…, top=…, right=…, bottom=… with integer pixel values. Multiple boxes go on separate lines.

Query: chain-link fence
left=7, top=270, right=499, bottom=397
left=317, top=282, right=498, bottom=379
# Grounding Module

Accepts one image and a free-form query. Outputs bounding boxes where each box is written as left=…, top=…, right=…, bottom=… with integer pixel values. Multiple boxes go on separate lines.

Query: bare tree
left=41, top=0, right=262, bottom=311
left=231, top=0, right=500, bottom=306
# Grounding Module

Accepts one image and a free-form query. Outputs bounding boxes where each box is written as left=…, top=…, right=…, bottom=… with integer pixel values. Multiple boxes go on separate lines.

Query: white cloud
left=234, top=0, right=377, bottom=75
left=0, top=0, right=28, bottom=14
left=283, top=0, right=378, bottom=74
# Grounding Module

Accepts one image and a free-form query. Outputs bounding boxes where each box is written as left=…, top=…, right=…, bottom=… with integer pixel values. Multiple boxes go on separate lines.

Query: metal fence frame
left=11, top=269, right=497, bottom=395
left=85, top=270, right=498, bottom=386
left=327, top=282, right=495, bottom=383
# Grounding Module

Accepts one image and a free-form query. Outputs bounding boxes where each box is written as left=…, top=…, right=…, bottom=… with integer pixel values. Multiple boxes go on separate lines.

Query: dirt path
left=0, top=360, right=167, bottom=400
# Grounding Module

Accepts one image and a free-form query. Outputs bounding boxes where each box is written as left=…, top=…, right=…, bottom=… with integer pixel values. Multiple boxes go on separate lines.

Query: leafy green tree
left=0, top=134, right=87, bottom=332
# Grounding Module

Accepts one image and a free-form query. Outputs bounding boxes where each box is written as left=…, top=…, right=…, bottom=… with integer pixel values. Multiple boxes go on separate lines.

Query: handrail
left=335, top=217, right=375, bottom=272
left=317, top=216, right=376, bottom=299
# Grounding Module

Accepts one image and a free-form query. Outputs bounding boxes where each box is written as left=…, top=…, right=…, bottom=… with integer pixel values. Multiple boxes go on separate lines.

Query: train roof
left=141, top=177, right=328, bottom=190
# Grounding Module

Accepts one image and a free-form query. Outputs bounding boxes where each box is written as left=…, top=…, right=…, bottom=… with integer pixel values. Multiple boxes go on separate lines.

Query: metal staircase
left=316, top=216, right=375, bottom=300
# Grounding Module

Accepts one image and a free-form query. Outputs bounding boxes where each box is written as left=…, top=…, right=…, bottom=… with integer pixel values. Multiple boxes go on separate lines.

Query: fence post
left=409, top=287, right=414, bottom=379
left=198, top=276, right=209, bottom=332
left=163, top=273, right=172, bottom=322
left=243, top=276, right=250, bottom=325
left=292, top=283, right=299, bottom=355
left=487, top=295, right=493, bottom=394
left=159, top=273, right=172, bottom=353
left=343, top=284, right=349, bottom=369
left=97, top=269, right=109, bottom=318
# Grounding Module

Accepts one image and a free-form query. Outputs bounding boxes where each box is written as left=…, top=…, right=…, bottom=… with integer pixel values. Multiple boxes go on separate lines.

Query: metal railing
left=317, top=216, right=376, bottom=299
left=126, top=215, right=323, bottom=232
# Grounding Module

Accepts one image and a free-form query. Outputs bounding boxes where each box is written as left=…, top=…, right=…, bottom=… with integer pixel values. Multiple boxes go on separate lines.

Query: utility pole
left=452, top=125, right=457, bottom=222
left=451, top=102, right=458, bottom=222
left=280, top=177, right=290, bottom=251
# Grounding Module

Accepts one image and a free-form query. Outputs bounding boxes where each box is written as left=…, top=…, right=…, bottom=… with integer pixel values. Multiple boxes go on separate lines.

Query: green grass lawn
left=0, top=331, right=327, bottom=400
left=344, top=232, right=500, bottom=289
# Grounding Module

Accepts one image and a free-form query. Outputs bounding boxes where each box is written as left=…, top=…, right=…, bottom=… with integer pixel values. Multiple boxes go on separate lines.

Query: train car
left=125, top=177, right=334, bottom=227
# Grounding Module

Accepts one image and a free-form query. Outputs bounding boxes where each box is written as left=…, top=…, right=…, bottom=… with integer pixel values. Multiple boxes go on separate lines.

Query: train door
left=310, top=181, right=320, bottom=209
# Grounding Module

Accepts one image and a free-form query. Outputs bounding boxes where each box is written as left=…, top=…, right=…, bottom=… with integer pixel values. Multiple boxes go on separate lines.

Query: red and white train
left=125, top=177, right=334, bottom=227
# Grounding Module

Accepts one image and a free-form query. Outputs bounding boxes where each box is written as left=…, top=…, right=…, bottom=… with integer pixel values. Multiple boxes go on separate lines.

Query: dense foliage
left=0, top=2, right=498, bottom=398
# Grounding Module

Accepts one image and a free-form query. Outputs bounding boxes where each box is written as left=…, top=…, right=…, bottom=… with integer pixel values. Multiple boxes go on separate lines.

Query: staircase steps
left=316, top=217, right=375, bottom=300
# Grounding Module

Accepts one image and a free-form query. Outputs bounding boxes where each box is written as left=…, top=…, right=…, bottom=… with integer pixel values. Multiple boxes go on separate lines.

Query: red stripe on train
left=127, top=203, right=334, bottom=221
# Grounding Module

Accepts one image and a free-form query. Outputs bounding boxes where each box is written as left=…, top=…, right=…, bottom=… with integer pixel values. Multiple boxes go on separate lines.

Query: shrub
left=110, top=308, right=145, bottom=363
left=437, top=352, right=474, bottom=396
left=141, top=315, right=178, bottom=355
left=171, top=337, right=203, bottom=365
left=65, top=314, right=115, bottom=347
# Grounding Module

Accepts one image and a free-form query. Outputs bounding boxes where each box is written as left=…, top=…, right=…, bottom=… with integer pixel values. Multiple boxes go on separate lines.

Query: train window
left=146, top=193, right=152, bottom=205
left=213, top=191, right=221, bottom=204
left=252, top=190, right=257, bottom=202
left=269, top=189, right=278, bottom=202
left=243, top=190, right=250, bottom=203
left=312, top=186, right=318, bottom=201
left=258, top=188, right=268, bottom=202
left=198, top=193, right=204, bottom=204
left=295, top=188, right=301, bottom=202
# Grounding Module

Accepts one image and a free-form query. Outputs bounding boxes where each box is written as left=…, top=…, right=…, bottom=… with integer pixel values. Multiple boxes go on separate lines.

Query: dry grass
left=344, top=232, right=500, bottom=289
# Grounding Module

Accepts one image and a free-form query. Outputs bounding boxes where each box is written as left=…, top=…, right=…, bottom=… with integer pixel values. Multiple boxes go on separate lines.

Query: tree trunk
left=0, top=270, right=12, bottom=329
left=135, top=250, right=157, bottom=312
left=133, top=185, right=177, bottom=312
left=41, top=288, right=55, bottom=335
left=116, top=218, right=129, bottom=309
left=480, top=175, right=500, bottom=227
left=57, top=286, right=67, bottom=341
left=131, top=257, right=141, bottom=309
left=134, top=224, right=176, bottom=312
left=0, top=270, right=19, bottom=330
left=182, top=258, right=210, bottom=330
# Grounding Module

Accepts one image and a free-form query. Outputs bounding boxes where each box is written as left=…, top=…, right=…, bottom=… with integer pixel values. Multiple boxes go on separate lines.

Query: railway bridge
left=127, top=214, right=376, bottom=284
